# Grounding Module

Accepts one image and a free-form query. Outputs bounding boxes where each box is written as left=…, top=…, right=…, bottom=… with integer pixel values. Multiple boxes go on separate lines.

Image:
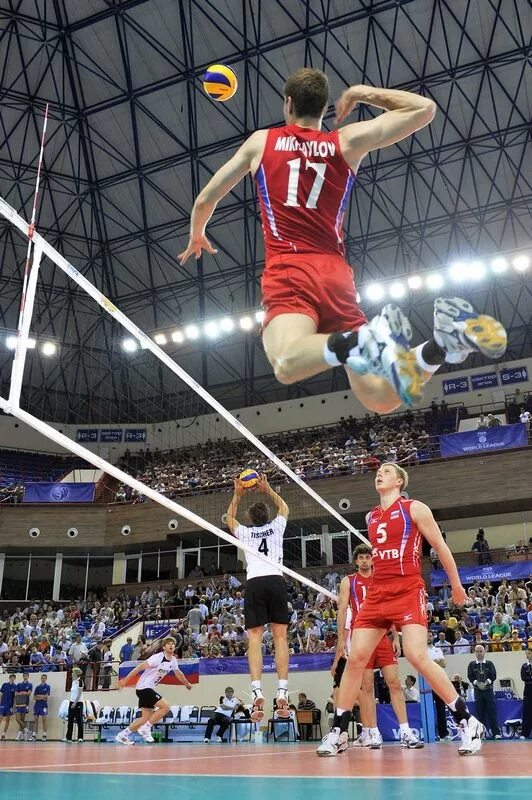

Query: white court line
left=4, top=770, right=532, bottom=781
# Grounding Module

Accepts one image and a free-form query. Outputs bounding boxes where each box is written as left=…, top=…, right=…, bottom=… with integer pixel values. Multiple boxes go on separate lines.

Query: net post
left=8, top=243, right=43, bottom=410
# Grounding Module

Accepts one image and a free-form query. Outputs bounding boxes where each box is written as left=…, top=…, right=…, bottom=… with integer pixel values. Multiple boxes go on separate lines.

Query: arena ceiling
left=0, top=0, right=530, bottom=422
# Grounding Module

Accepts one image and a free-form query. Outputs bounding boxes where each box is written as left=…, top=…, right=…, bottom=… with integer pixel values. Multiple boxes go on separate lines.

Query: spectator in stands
left=119, top=637, right=134, bottom=663
left=435, top=631, right=451, bottom=653
left=467, top=645, right=501, bottom=739
left=453, top=629, right=471, bottom=655
left=520, top=649, right=532, bottom=739
left=477, top=413, right=488, bottom=429
left=487, top=414, right=502, bottom=428
left=509, top=630, right=525, bottom=652
left=438, top=580, right=451, bottom=604
left=488, top=612, right=511, bottom=644
left=472, top=529, right=491, bottom=565
left=203, top=686, right=241, bottom=743
left=68, top=635, right=88, bottom=665
left=403, top=675, right=419, bottom=702
left=451, top=674, right=469, bottom=699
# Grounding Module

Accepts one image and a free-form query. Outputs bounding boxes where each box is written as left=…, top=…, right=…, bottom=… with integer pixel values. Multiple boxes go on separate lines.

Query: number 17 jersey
left=234, top=515, right=286, bottom=580
left=255, top=125, right=355, bottom=259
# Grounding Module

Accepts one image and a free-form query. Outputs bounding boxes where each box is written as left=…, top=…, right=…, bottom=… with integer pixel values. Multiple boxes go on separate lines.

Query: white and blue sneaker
left=400, top=728, right=424, bottom=749
left=433, top=297, right=507, bottom=364
left=458, top=716, right=485, bottom=756
left=347, top=304, right=424, bottom=407
left=316, top=727, right=349, bottom=757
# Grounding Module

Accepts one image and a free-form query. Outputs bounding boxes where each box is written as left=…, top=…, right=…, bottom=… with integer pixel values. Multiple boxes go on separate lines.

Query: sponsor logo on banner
left=442, top=377, right=470, bottom=395
left=76, top=429, right=98, bottom=443
left=471, top=372, right=499, bottom=389
left=439, top=423, right=527, bottom=457
left=100, top=429, right=123, bottom=443
left=501, top=366, right=528, bottom=385
left=125, top=429, right=147, bottom=442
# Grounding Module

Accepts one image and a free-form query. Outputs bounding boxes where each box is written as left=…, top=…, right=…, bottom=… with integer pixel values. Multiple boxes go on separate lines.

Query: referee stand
left=418, top=675, right=436, bottom=743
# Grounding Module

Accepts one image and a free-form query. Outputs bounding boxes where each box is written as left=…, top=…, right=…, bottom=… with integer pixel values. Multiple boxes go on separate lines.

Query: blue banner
left=501, top=366, right=528, bottom=385
left=100, top=429, right=123, bottom=443
left=76, top=429, right=98, bottom=443
left=125, top=429, right=147, bottom=442
left=23, top=482, right=95, bottom=503
left=199, top=653, right=334, bottom=676
left=145, top=623, right=172, bottom=640
left=471, top=372, right=499, bottom=390
left=439, top=423, right=527, bottom=457
left=430, top=560, right=532, bottom=586
left=442, top=376, right=470, bottom=395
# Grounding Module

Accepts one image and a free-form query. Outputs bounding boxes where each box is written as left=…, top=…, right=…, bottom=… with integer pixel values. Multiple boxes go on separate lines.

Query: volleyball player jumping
left=318, top=463, right=485, bottom=757
left=180, top=68, right=507, bottom=410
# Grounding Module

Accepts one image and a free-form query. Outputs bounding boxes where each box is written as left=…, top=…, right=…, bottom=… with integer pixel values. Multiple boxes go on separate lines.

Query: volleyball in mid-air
left=239, top=469, right=259, bottom=489
left=202, top=64, right=238, bottom=102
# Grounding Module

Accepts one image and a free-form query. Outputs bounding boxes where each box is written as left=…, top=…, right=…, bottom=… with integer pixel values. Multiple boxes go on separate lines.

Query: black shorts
left=333, top=656, right=347, bottom=689
left=136, top=688, right=162, bottom=709
left=244, top=575, right=290, bottom=629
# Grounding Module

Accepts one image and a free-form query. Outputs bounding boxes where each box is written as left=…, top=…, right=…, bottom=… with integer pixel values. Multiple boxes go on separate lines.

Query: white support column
left=113, top=553, right=126, bottom=585
left=53, top=553, right=62, bottom=601
left=0, top=553, right=5, bottom=597
left=322, top=524, right=333, bottom=565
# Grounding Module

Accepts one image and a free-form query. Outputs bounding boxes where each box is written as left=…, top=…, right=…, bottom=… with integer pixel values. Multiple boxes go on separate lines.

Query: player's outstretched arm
left=178, top=130, right=266, bottom=264
left=256, top=474, right=289, bottom=518
left=337, top=85, right=436, bottom=165
left=173, top=667, right=192, bottom=690
left=410, top=500, right=467, bottom=605
left=226, top=478, right=245, bottom=534
left=117, top=661, right=147, bottom=688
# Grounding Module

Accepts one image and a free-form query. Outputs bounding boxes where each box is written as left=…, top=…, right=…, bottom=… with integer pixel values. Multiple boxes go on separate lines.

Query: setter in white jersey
left=227, top=474, right=290, bottom=721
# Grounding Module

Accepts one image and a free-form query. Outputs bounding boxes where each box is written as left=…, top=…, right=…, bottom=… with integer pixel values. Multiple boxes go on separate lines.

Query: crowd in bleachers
left=0, top=449, right=86, bottom=503
left=115, top=408, right=438, bottom=501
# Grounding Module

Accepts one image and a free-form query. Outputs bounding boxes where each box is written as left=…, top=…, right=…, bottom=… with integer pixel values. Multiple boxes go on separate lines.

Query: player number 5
left=284, top=158, right=327, bottom=209
left=376, top=522, right=387, bottom=544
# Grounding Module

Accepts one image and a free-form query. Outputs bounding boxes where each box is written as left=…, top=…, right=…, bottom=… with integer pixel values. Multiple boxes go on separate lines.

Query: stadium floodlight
left=171, top=330, right=184, bottom=343
left=220, top=317, right=234, bottom=333
left=255, top=310, right=265, bottom=323
left=203, top=321, right=220, bottom=339
left=365, top=283, right=385, bottom=302
left=513, top=255, right=529, bottom=272
left=6, top=336, right=17, bottom=350
left=27, top=338, right=36, bottom=349
left=426, top=273, right=444, bottom=290
left=468, top=260, right=486, bottom=280
left=491, top=257, right=508, bottom=274
left=153, top=333, right=167, bottom=345
left=184, top=324, right=200, bottom=340
left=239, top=316, right=253, bottom=330
left=407, top=275, right=423, bottom=290
left=449, top=262, right=466, bottom=282
left=41, top=341, right=57, bottom=356
left=122, top=338, right=138, bottom=353
left=388, top=282, right=405, bottom=299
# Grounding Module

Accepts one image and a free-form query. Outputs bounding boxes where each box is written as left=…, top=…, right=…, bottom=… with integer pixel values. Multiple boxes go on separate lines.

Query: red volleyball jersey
left=367, top=497, right=423, bottom=581
left=254, top=125, right=355, bottom=259
left=348, top=571, right=372, bottom=628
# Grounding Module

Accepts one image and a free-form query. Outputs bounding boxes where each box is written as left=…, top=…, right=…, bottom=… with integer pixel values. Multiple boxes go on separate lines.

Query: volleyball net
left=0, top=193, right=369, bottom=600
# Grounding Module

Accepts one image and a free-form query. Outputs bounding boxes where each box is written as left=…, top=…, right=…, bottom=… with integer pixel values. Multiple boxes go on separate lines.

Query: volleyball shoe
left=433, top=297, right=507, bottom=364
left=316, top=727, right=349, bottom=757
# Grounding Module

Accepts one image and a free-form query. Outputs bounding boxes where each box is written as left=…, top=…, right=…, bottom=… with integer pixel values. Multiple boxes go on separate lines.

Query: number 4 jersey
left=234, top=515, right=287, bottom=579
left=255, top=125, right=355, bottom=259
left=367, top=497, right=423, bottom=581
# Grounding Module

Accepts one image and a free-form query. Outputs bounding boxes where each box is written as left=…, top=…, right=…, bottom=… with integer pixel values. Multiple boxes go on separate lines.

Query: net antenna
left=0, top=110, right=369, bottom=599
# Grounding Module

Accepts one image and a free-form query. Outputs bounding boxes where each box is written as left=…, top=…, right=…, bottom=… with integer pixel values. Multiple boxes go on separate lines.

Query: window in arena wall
left=60, top=556, right=89, bottom=600
left=303, top=537, right=323, bottom=568
left=283, top=536, right=302, bottom=569
left=141, top=552, right=158, bottom=582
left=125, top=555, right=141, bottom=583
left=331, top=534, right=350, bottom=565
left=159, top=550, right=178, bottom=580
left=219, top=544, right=239, bottom=574
left=28, top=556, right=55, bottom=600
left=2, top=556, right=31, bottom=600
left=87, top=557, right=113, bottom=594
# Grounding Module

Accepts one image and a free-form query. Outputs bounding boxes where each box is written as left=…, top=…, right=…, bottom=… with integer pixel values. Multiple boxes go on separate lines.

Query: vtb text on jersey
left=235, top=515, right=286, bottom=580
left=367, top=498, right=423, bottom=581
left=255, top=125, right=355, bottom=259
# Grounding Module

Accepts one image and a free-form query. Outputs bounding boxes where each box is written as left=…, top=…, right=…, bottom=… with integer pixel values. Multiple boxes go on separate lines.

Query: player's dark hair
left=283, top=68, right=329, bottom=118
left=249, top=502, right=270, bottom=526
left=354, top=544, right=372, bottom=559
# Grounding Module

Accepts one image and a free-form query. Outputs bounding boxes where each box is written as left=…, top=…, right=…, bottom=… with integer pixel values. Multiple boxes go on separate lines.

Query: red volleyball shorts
left=353, top=576, right=427, bottom=631
left=366, top=634, right=398, bottom=670
left=261, top=252, right=367, bottom=333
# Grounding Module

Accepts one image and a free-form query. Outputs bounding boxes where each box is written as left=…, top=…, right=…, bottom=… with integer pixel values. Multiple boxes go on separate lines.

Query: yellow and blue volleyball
left=239, top=468, right=259, bottom=489
left=202, top=64, right=238, bottom=102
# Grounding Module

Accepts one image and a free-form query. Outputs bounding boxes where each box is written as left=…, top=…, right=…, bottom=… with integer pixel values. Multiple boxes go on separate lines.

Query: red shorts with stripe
left=352, top=576, right=427, bottom=631
left=366, top=634, right=398, bottom=669
left=261, top=253, right=367, bottom=333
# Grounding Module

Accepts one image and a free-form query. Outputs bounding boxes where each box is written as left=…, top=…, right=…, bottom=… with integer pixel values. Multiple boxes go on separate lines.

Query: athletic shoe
left=115, top=730, right=135, bottom=746
left=352, top=731, right=372, bottom=748
left=203, top=738, right=210, bottom=743
left=433, top=297, right=507, bottom=364
left=494, top=734, right=502, bottom=740
left=42, top=734, right=47, bottom=741
left=250, top=688, right=265, bottom=722
left=316, top=727, right=349, bottom=757
left=214, top=735, right=223, bottom=743
left=369, top=730, right=383, bottom=749
left=138, top=723, right=154, bottom=743
left=347, top=304, right=424, bottom=407
left=77, top=739, right=84, bottom=743
left=400, top=729, right=424, bottom=749
left=458, top=716, right=485, bottom=756
left=15, top=731, right=23, bottom=741
left=30, top=733, right=36, bottom=742
left=275, top=688, right=290, bottom=719
left=0, top=734, right=5, bottom=741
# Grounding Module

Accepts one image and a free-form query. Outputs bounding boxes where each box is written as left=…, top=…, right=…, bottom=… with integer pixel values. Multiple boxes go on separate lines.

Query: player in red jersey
left=331, top=544, right=423, bottom=749
left=180, top=68, right=506, bottom=409
left=317, top=462, right=484, bottom=757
